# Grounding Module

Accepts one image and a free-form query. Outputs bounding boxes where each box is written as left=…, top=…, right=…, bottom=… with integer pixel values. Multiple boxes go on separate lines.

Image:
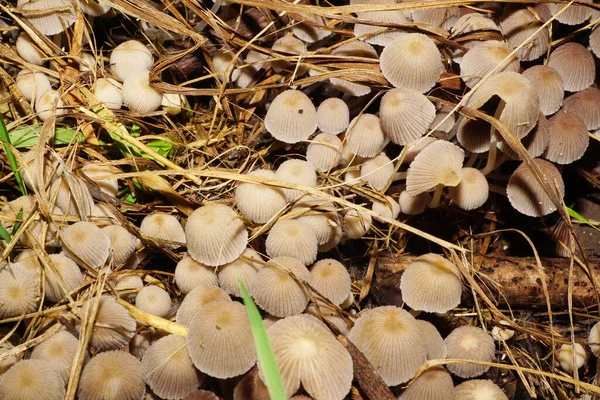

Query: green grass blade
left=567, top=206, right=600, bottom=234
left=0, top=224, right=11, bottom=243
left=0, top=114, right=27, bottom=195
left=11, top=208, right=23, bottom=236
left=238, top=280, right=286, bottom=400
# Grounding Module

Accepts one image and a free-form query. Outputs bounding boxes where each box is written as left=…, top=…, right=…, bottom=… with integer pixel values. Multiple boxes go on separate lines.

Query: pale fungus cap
left=348, top=306, right=427, bottom=386
left=81, top=163, right=119, bottom=197
left=294, top=196, right=342, bottom=247
left=450, top=14, right=501, bottom=63
left=218, top=247, right=263, bottom=297
left=103, top=225, right=137, bottom=266
left=372, top=195, right=400, bottom=220
left=78, top=0, right=111, bottom=16
left=353, top=10, right=408, bottom=47
left=16, top=33, right=45, bottom=65
left=275, top=159, right=317, bottom=201
left=161, top=92, right=185, bottom=116
left=184, top=390, right=220, bottom=400
left=590, top=25, right=600, bottom=58
left=506, top=159, right=565, bottom=217
left=186, top=300, right=257, bottom=379
left=398, top=366, right=454, bottom=400
left=548, top=0, right=593, bottom=25
left=17, top=0, right=76, bottom=36
left=491, top=321, right=515, bottom=342
left=233, top=367, right=270, bottom=400
left=78, top=350, right=145, bottom=400
left=175, top=254, right=218, bottom=294
left=455, top=116, right=493, bottom=154
left=264, top=90, right=317, bottom=144
left=380, top=33, right=444, bottom=93
left=36, top=90, right=66, bottom=121
left=79, top=52, right=97, bottom=72
left=135, top=286, right=171, bottom=318
left=44, top=253, right=83, bottom=303
left=400, top=253, right=462, bottom=313
left=429, top=107, right=456, bottom=139
left=589, top=322, right=600, bottom=357
left=15, top=70, right=51, bottom=102
left=0, top=360, right=65, bottom=400
left=558, top=343, right=587, bottom=372
left=142, top=334, right=203, bottom=399
left=379, top=88, right=436, bottom=145
left=30, top=330, right=85, bottom=383
left=316, top=98, right=350, bottom=134
left=444, top=325, right=495, bottom=378
left=448, top=167, right=489, bottom=210
left=176, top=285, right=232, bottom=326
left=270, top=36, right=308, bottom=74
left=453, top=379, right=508, bottom=400
left=499, top=7, right=549, bottom=61
left=93, top=77, right=123, bottom=110
left=306, top=300, right=351, bottom=334
left=113, top=273, right=143, bottom=302
left=406, top=140, right=465, bottom=196
left=345, top=114, right=388, bottom=158
left=309, top=259, right=351, bottom=305
left=266, top=219, right=318, bottom=266
left=0, top=265, right=38, bottom=318
left=343, top=208, right=372, bottom=239
left=329, top=41, right=377, bottom=96
left=522, top=65, right=565, bottom=116
left=212, top=50, right=242, bottom=82
left=544, top=110, right=589, bottom=165
left=460, top=40, right=520, bottom=88
left=360, top=153, right=395, bottom=191
left=292, top=14, right=330, bottom=43
left=185, top=203, right=248, bottom=267
left=547, top=43, right=595, bottom=92
left=562, top=87, right=600, bottom=130
left=415, top=320, right=447, bottom=360
left=60, top=221, right=111, bottom=269
left=252, top=256, right=312, bottom=317
left=122, top=71, right=163, bottom=113
left=306, top=133, right=343, bottom=172
left=140, top=212, right=185, bottom=248
left=403, top=136, right=438, bottom=164
left=110, top=40, right=153, bottom=81
left=235, top=169, right=287, bottom=223
left=50, top=174, right=95, bottom=217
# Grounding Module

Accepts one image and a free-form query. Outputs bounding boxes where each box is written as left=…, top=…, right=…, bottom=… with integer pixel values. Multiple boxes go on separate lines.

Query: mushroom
left=453, top=379, right=508, bottom=400
left=309, top=259, right=351, bottom=306
left=444, top=325, right=495, bottom=378
left=81, top=163, right=119, bottom=197
left=233, top=367, right=270, bottom=400
left=112, top=273, right=143, bottom=303
left=294, top=196, right=341, bottom=247
left=275, top=159, right=317, bottom=201
left=379, top=88, right=436, bottom=145
left=265, top=90, right=318, bottom=144
left=175, top=286, right=232, bottom=326
left=77, top=0, right=111, bottom=16
left=558, top=343, right=587, bottom=372
left=15, top=33, right=45, bottom=65
left=345, top=114, right=388, bottom=158
left=93, top=78, right=123, bottom=110
left=416, top=320, right=447, bottom=360
left=44, top=253, right=83, bottom=303
left=211, top=50, right=242, bottom=83
left=0, top=265, right=37, bottom=319
left=110, top=40, right=153, bottom=81
left=589, top=322, right=600, bottom=357
left=122, top=71, right=163, bottom=113
left=316, top=98, right=349, bottom=135
left=235, top=169, right=287, bottom=223
left=547, top=43, right=595, bottom=92
left=291, top=14, right=330, bottom=43
left=448, top=167, right=489, bottom=210
left=218, top=247, right=263, bottom=297
left=353, top=10, right=408, bottom=47
left=15, top=70, right=51, bottom=103
left=398, top=190, right=432, bottom=215
left=17, top=0, right=76, bottom=36
left=499, top=7, right=549, bottom=61
left=306, top=133, right=343, bottom=172
left=450, top=14, right=501, bottom=63
left=548, top=0, right=593, bottom=25
left=161, top=92, right=185, bottom=116
left=329, top=41, right=378, bottom=97
left=561, top=87, right=600, bottom=130
left=174, top=254, right=218, bottom=295
left=306, top=300, right=351, bottom=334
left=270, top=35, right=308, bottom=75
left=30, top=330, right=87, bottom=383
left=522, top=65, right=564, bottom=116
left=544, top=110, right=589, bottom=165
left=103, top=225, right=138, bottom=267
left=398, top=366, right=454, bottom=400
left=371, top=195, right=400, bottom=220
left=460, top=40, right=520, bottom=88
left=266, top=219, right=318, bottom=266
left=342, top=208, right=372, bottom=239
left=60, top=221, right=111, bottom=269
left=360, top=153, right=395, bottom=191
left=0, top=360, right=65, bottom=400
left=135, top=286, right=171, bottom=318
left=36, top=90, right=66, bottom=121
left=184, top=390, right=220, bottom=400
left=78, top=351, right=145, bottom=400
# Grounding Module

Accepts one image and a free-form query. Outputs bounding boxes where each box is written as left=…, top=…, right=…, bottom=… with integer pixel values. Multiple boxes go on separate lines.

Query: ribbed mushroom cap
left=547, top=43, right=595, bottom=92
left=306, top=133, right=343, bottom=172
left=588, top=322, right=600, bottom=357
left=76, top=295, right=136, bottom=351
left=295, top=197, right=341, bottom=246
left=161, top=92, right=185, bottom=116
left=212, top=50, right=242, bottom=82
left=345, top=114, right=388, bottom=158
left=455, top=116, right=492, bottom=154
left=14, top=249, right=42, bottom=276
left=502, top=113, right=548, bottom=158
left=406, top=140, right=464, bottom=196
left=465, top=71, right=540, bottom=139
left=0, top=342, right=16, bottom=376
left=113, top=273, right=143, bottom=302
left=233, top=367, right=270, bottom=400
left=372, top=195, right=400, bottom=220
left=506, top=159, right=565, bottom=217
left=184, top=390, right=220, bottom=400
left=309, top=259, right=351, bottom=305
left=416, top=320, right=447, bottom=360
left=135, top=286, right=171, bottom=318
left=275, top=159, right=317, bottom=201
left=265, top=90, right=316, bottom=144
left=316, top=98, right=349, bottom=134
left=186, top=203, right=248, bottom=267
left=15, top=70, right=51, bottom=102
left=522, top=65, right=564, bottom=116
left=353, top=10, right=408, bottom=47
left=348, top=306, right=427, bottom=386
left=218, top=248, right=263, bottom=297
left=412, top=6, right=451, bottom=27
left=60, top=221, right=111, bottom=269
left=252, top=256, right=311, bottom=317
left=103, top=225, right=137, bottom=267
left=270, top=36, right=308, bottom=74
left=142, top=334, right=203, bottom=400
left=444, top=325, right=495, bottom=378
left=379, top=88, right=436, bottom=145
left=400, top=253, right=462, bottom=313
left=78, top=0, right=111, bottom=16
left=122, top=71, right=163, bottom=113
left=460, top=40, right=520, bottom=88
left=110, top=40, right=153, bottom=81
left=558, top=343, right=587, bottom=372
left=174, top=254, right=218, bottom=295
left=30, top=330, right=85, bottom=383
left=306, top=300, right=351, bottom=335
left=263, top=314, right=353, bottom=399
left=403, top=136, right=438, bottom=164
left=139, top=213, right=185, bottom=247
left=329, top=41, right=377, bottom=97
left=380, top=33, right=444, bottom=92
left=590, top=25, right=600, bottom=58
left=16, top=33, right=44, bottom=65
left=291, top=13, right=329, bottom=43
left=454, top=379, right=508, bottom=400
left=450, top=14, right=501, bottom=63
left=544, top=110, right=589, bottom=164
left=93, top=77, right=123, bottom=110
left=398, top=366, right=454, bottom=400
left=448, top=168, right=489, bottom=210
left=548, top=0, right=592, bottom=25
left=49, top=174, right=95, bottom=217
left=78, top=350, right=145, bottom=400
left=187, top=300, right=257, bottom=379
left=266, top=219, right=318, bottom=266
left=81, top=163, right=119, bottom=197
left=0, top=264, right=38, bottom=318
left=36, top=90, right=66, bottom=121
left=176, top=285, right=232, bottom=326
left=429, top=107, right=456, bottom=139
left=360, top=153, right=395, bottom=191
left=45, top=253, right=83, bottom=303
left=235, top=169, right=287, bottom=223
left=17, top=0, right=76, bottom=35
left=499, top=7, right=549, bottom=61
left=0, top=359, right=65, bottom=400
left=562, top=87, right=600, bottom=130
left=343, top=209, right=372, bottom=239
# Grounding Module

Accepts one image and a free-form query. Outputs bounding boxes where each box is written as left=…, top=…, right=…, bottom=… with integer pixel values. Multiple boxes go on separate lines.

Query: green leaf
left=567, top=207, right=600, bottom=234
left=8, top=125, right=84, bottom=148
left=0, top=114, right=26, bottom=195
left=0, top=225, right=11, bottom=243
left=146, top=140, right=173, bottom=158
left=123, top=193, right=137, bottom=204
left=11, top=208, right=23, bottom=236
left=238, top=280, right=286, bottom=400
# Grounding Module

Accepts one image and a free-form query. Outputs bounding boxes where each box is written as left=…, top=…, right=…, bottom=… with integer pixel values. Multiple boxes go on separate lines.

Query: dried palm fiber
left=403, top=136, right=437, bottom=164
left=270, top=35, right=308, bottom=74
left=558, top=343, right=587, bottom=372
left=400, top=253, right=462, bottom=313
left=252, top=256, right=312, bottom=317
left=348, top=306, right=426, bottom=386
left=399, top=190, right=432, bottom=215
left=110, top=40, right=153, bottom=81
left=547, top=43, right=595, bottom=92
left=371, top=195, right=400, bottom=220
left=343, top=208, right=372, bottom=239
left=448, top=168, right=489, bottom=210
left=506, top=158, right=565, bottom=217
left=459, top=40, right=520, bottom=88
left=306, top=300, right=351, bottom=334
left=0, top=342, right=16, bottom=375
left=142, top=334, right=203, bottom=399
left=415, top=320, right=447, bottom=360
left=0, top=359, right=65, bottom=400
left=316, top=98, right=349, bottom=134
left=275, top=159, right=317, bottom=201
left=544, top=110, right=589, bottom=164
left=465, top=71, right=540, bottom=139
left=186, top=300, right=257, bottom=379
left=266, top=219, right=318, bottom=266
left=36, top=90, right=67, bottom=121
left=49, top=174, right=95, bottom=217
left=103, top=225, right=137, bottom=266
left=455, top=116, right=493, bottom=153
left=185, top=203, right=248, bottom=267
left=0, top=264, right=38, bottom=318
left=135, top=286, right=171, bottom=318
left=549, top=0, right=593, bottom=25
left=122, top=71, right=163, bottom=113
left=292, top=13, right=330, bottom=43
left=454, top=379, right=508, bottom=400
left=76, top=295, right=136, bottom=351
left=30, top=330, right=88, bottom=383
left=522, top=65, right=564, bottom=116
left=562, top=87, right=600, bottom=130
left=15, top=70, right=51, bottom=102
left=233, top=367, right=270, bottom=400
left=81, top=163, right=119, bottom=197
left=176, top=285, right=232, bottom=326
left=16, top=33, right=44, bottom=65
left=78, top=350, right=145, bottom=400
left=218, top=247, right=263, bottom=297
left=294, top=195, right=341, bottom=247
left=44, top=253, right=83, bottom=303
left=398, top=366, right=454, bottom=400
left=329, top=41, right=378, bottom=97
left=380, top=33, right=444, bottom=92
left=360, top=153, right=395, bottom=191
left=498, top=112, right=549, bottom=158
left=450, top=14, right=501, bottom=63
left=262, top=314, right=353, bottom=399
left=93, top=77, right=123, bottom=110
left=588, top=322, right=600, bottom=357
left=306, top=133, right=343, bottom=172
left=499, top=6, right=549, bottom=61
left=60, top=221, right=111, bottom=269
left=353, top=10, right=409, bottom=47
left=174, top=254, right=218, bottom=295
left=235, top=169, right=287, bottom=223
left=309, top=259, right=351, bottom=305
left=406, top=140, right=464, bottom=196
left=445, top=325, right=495, bottom=378
left=17, top=0, right=76, bottom=35
left=345, top=113, right=388, bottom=158
left=379, top=88, right=436, bottom=145
left=211, top=50, right=242, bottom=82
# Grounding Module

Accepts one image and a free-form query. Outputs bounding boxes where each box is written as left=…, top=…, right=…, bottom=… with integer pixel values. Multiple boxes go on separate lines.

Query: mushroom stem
left=427, top=185, right=444, bottom=209
left=464, top=152, right=479, bottom=168
left=488, top=183, right=507, bottom=196
left=481, top=100, right=506, bottom=176
left=393, top=171, right=407, bottom=181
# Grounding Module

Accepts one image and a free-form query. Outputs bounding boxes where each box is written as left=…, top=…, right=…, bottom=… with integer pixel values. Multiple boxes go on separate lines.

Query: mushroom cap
left=266, top=219, right=318, bottom=266
left=415, top=320, right=447, bottom=360
left=372, top=195, right=400, bottom=220
left=345, top=114, right=388, bottom=158
left=35, top=90, right=66, bottom=121
left=404, top=136, right=438, bottom=164
left=17, top=0, right=76, bottom=36
left=429, top=107, right=456, bottom=138
left=142, top=334, right=203, bottom=399
left=306, top=300, right=351, bottom=335
left=275, top=159, right=317, bottom=201
left=453, top=379, right=508, bottom=400
left=175, top=254, right=219, bottom=295
left=270, top=36, right=308, bottom=74
left=218, top=247, right=264, bottom=297
left=399, top=190, right=432, bottom=215
left=406, top=140, right=465, bottom=196
left=0, top=341, right=17, bottom=377
left=44, top=253, right=83, bottom=303
left=0, top=359, right=65, bottom=400
left=235, top=169, right=287, bottom=223
left=122, top=71, right=163, bottom=113
left=15, top=70, right=51, bottom=102
left=547, top=43, right=595, bottom=92
left=262, top=314, right=353, bottom=399
left=590, top=24, right=600, bottom=58
left=562, top=87, right=600, bottom=130
left=211, top=50, right=242, bottom=82
left=16, top=33, right=45, bottom=65
left=103, top=225, right=137, bottom=266
left=455, top=116, right=493, bottom=154
left=183, top=390, right=220, bottom=400
left=30, top=330, right=85, bottom=383
left=0, top=264, right=38, bottom=318
left=342, top=208, right=372, bottom=239
left=329, top=41, right=377, bottom=96
left=135, top=286, right=171, bottom=318
left=81, top=163, right=119, bottom=197
left=548, top=0, right=592, bottom=25
left=589, top=322, right=600, bottom=357
left=185, top=203, right=248, bottom=267
left=544, top=110, right=589, bottom=164
left=233, top=367, right=270, bottom=400
left=309, top=259, right=351, bottom=305
left=78, top=0, right=111, bottom=16
left=176, top=285, right=232, bottom=326
left=264, top=90, right=317, bottom=144
left=306, top=133, right=343, bottom=172
left=379, top=88, right=436, bottom=145
left=353, top=10, right=408, bottom=47
left=186, top=300, right=257, bottom=379
left=558, top=343, right=587, bottom=372
left=506, top=158, right=565, bottom=217
left=398, top=366, right=454, bottom=400
left=78, top=350, right=145, bottom=400
left=499, top=7, right=549, bottom=61
left=380, top=33, right=444, bottom=92
left=448, top=167, right=489, bottom=210
left=348, top=306, right=427, bottom=386
left=295, top=197, right=341, bottom=246
left=400, top=253, right=462, bottom=313
left=252, top=256, right=312, bottom=317
left=450, top=14, right=500, bottom=63
left=360, top=153, right=395, bottom=191
left=292, top=14, right=330, bottom=43
left=444, top=325, right=495, bottom=378
left=110, top=40, right=153, bottom=81
left=112, top=273, right=143, bottom=303
left=316, top=98, right=349, bottom=134
left=522, top=65, right=564, bottom=116
left=60, top=221, right=111, bottom=269
left=50, top=174, right=95, bottom=217
left=93, top=77, right=123, bottom=110
left=460, top=40, right=520, bottom=88
left=161, top=92, right=185, bottom=116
